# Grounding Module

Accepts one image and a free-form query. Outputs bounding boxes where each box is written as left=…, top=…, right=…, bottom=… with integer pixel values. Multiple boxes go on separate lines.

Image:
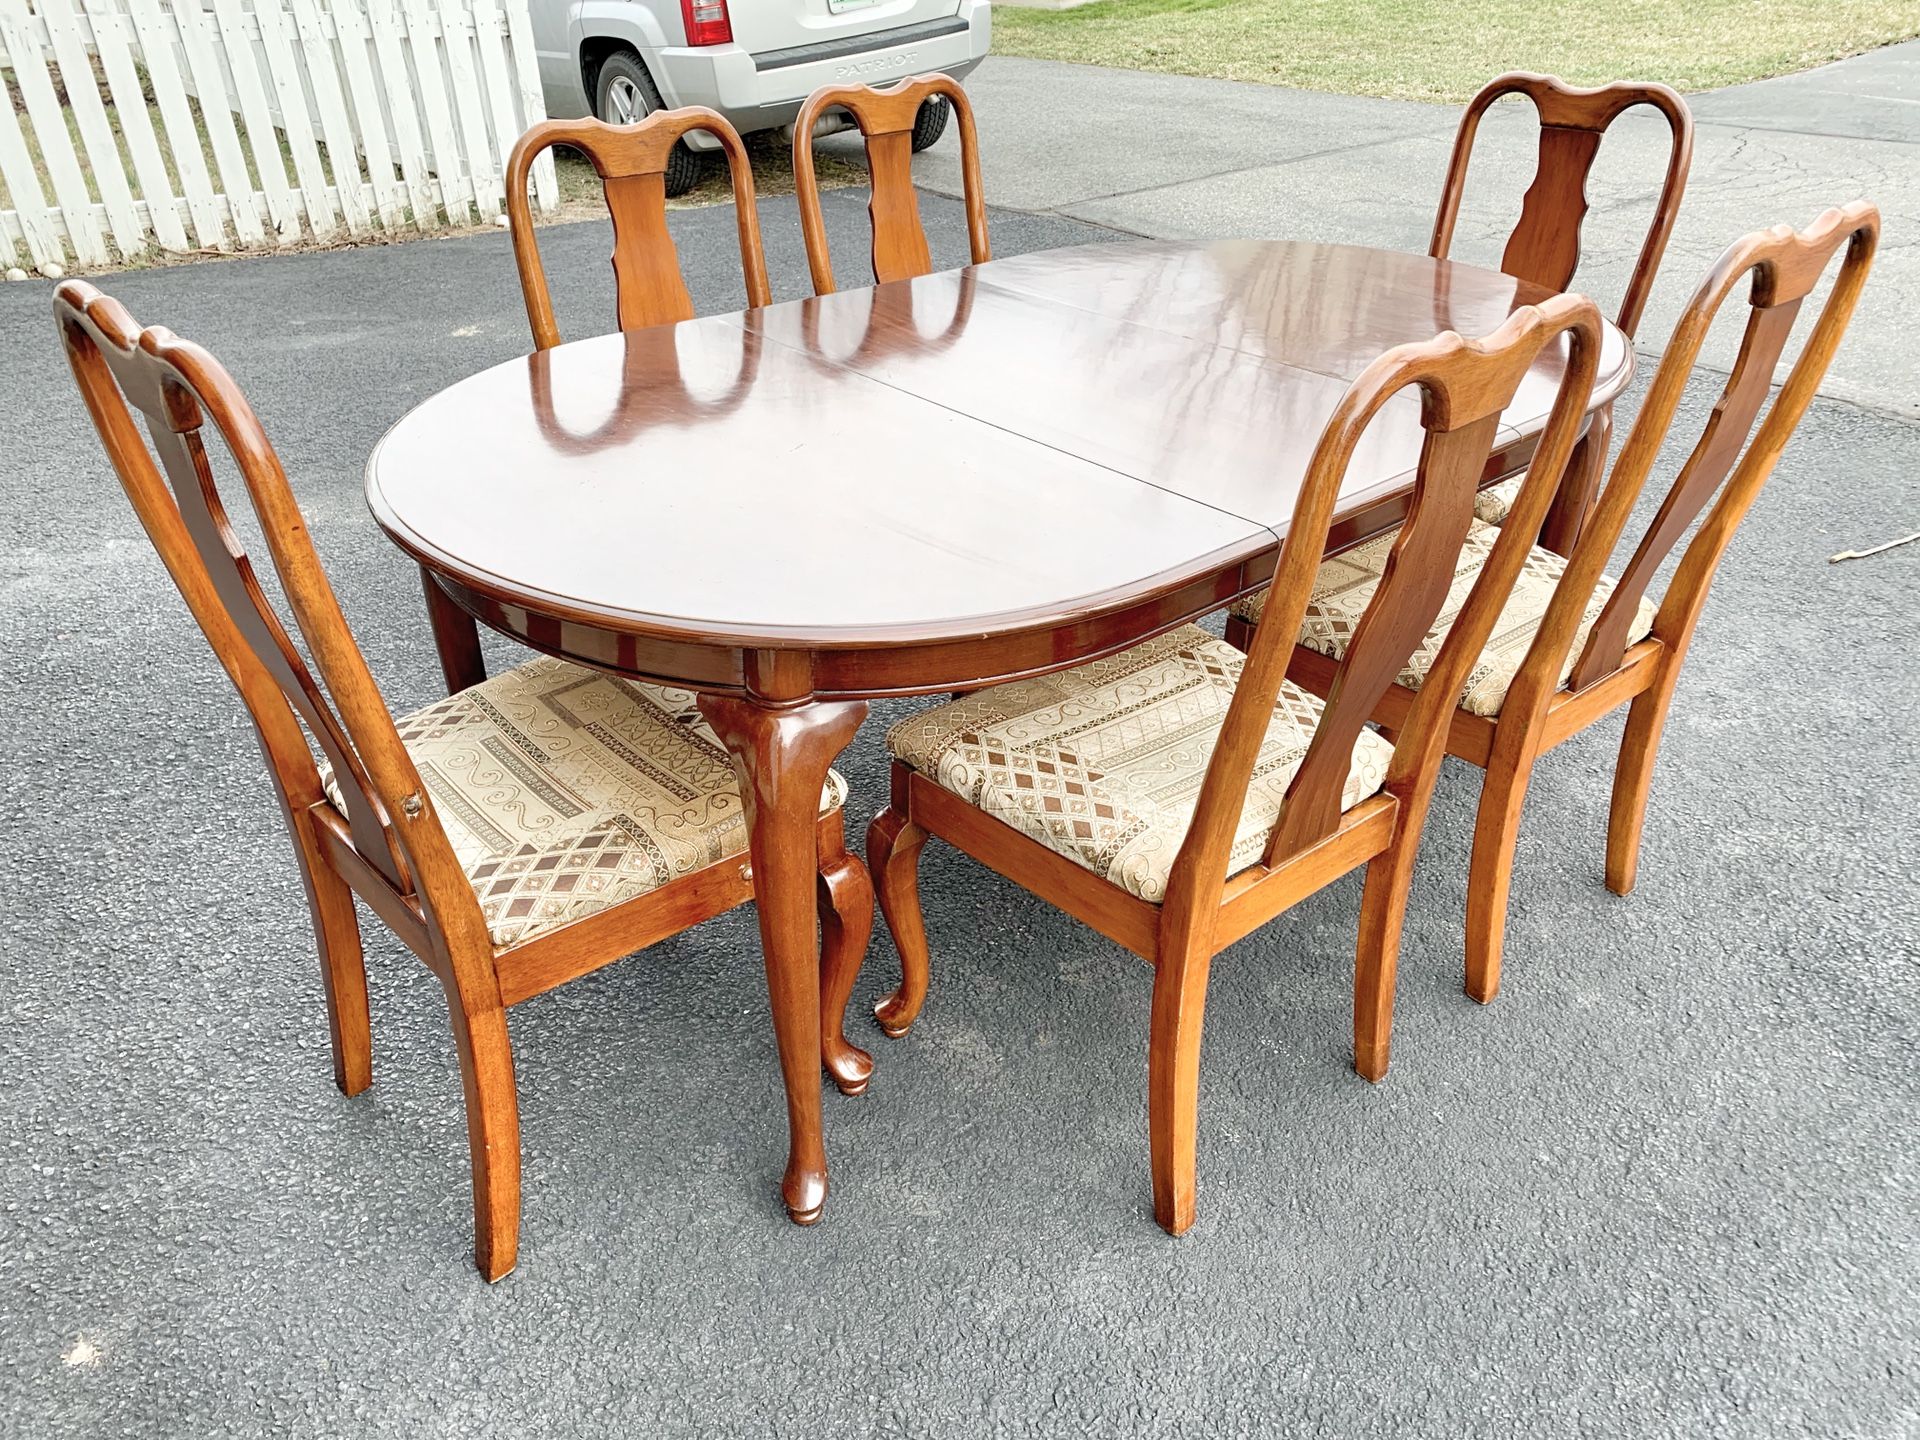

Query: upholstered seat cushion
left=1472, top=475, right=1524, bottom=525
left=1228, top=519, right=1658, bottom=718
left=326, top=657, right=846, bottom=949
left=887, top=624, right=1394, bottom=905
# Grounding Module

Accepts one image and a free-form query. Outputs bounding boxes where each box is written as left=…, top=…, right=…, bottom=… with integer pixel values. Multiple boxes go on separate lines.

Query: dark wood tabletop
left=370, top=240, right=1629, bottom=686
left=365, top=237, right=1631, bottom=1229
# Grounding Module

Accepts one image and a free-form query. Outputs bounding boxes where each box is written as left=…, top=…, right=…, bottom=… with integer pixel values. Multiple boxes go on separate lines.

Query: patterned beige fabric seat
left=887, top=625, right=1394, bottom=904
left=325, top=656, right=847, bottom=948
left=1229, top=519, right=1658, bottom=718
left=1472, top=475, right=1525, bottom=525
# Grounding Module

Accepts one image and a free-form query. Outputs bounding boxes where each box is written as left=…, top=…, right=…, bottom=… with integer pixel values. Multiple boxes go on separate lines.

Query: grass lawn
left=992, top=0, right=1920, bottom=101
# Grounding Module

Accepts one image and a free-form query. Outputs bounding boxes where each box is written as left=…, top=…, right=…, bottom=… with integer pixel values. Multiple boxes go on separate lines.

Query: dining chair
left=1434, top=72, right=1695, bottom=543
left=55, top=282, right=874, bottom=1282
left=418, top=108, right=777, bottom=697
left=1263, top=203, right=1879, bottom=1031
left=505, top=108, right=771, bottom=351
left=792, top=73, right=988, bottom=296
left=866, top=293, right=1607, bottom=1234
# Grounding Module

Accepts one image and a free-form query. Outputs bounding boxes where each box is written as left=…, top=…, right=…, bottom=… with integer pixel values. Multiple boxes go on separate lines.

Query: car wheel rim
left=606, top=76, right=645, bottom=126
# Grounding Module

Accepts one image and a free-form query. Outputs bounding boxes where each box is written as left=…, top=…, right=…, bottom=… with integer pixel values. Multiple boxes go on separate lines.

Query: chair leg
left=1352, top=842, right=1419, bottom=1083
left=1607, top=665, right=1680, bottom=897
left=1223, top=613, right=1256, bottom=653
left=818, top=848, right=876, bottom=1096
left=1148, top=944, right=1213, bottom=1236
left=1539, top=406, right=1612, bottom=557
left=445, top=995, right=521, bottom=1283
left=1465, top=738, right=1536, bottom=1005
left=421, top=564, right=486, bottom=694
left=289, top=818, right=372, bottom=1097
left=867, top=806, right=931, bottom=1039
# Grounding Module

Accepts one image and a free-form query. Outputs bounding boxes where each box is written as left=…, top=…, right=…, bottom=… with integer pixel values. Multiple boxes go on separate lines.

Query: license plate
left=828, top=0, right=881, bottom=12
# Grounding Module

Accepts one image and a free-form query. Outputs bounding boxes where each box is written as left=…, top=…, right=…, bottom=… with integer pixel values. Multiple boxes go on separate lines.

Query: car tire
left=910, top=95, right=951, bottom=153
left=593, top=50, right=704, bottom=197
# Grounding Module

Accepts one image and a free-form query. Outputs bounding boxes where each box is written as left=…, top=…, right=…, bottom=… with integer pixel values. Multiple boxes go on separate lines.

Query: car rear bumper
left=654, top=4, right=990, bottom=148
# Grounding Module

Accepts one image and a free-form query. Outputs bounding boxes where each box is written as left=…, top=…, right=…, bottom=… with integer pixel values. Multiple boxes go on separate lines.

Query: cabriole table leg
left=698, top=688, right=869, bottom=1225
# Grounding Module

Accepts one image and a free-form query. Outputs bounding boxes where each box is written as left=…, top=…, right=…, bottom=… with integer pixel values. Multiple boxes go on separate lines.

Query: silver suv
left=528, top=1, right=992, bottom=194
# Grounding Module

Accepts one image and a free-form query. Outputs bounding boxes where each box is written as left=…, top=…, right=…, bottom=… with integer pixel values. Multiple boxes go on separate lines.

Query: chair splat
left=1432, top=72, right=1693, bottom=338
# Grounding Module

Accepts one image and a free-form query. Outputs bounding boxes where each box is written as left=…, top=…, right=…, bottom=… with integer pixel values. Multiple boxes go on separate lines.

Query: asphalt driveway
left=2, top=73, right=1916, bottom=1440
left=897, top=42, right=1920, bottom=418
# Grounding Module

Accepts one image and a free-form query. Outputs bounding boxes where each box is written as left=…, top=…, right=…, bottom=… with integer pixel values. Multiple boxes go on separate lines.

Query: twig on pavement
left=1829, top=531, right=1920, bottom=564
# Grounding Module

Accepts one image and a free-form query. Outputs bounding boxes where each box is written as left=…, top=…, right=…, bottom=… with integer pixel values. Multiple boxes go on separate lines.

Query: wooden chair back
left=1432, top=73, right=1693, bottom=337
left=52, top=282, right=487, bottom=951
left=1528, top=203, right=1879, bottom=700
left=506, top=110, right=771, bottom=350
left=792, top=74, right=988, bottom=295
left=1164, top=294, right=1606, bottom=912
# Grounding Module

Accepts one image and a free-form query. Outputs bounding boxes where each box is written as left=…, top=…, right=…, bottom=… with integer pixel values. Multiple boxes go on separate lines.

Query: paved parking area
left=2, top=77, right=1916, bottom=1439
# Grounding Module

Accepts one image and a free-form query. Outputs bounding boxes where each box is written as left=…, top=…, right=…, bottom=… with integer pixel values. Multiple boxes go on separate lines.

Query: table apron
left=436, top=552, right=1278, bottom=700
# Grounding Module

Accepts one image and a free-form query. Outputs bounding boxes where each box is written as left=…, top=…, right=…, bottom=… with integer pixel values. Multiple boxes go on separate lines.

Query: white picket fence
left=0, top=0, right=556, bottom=272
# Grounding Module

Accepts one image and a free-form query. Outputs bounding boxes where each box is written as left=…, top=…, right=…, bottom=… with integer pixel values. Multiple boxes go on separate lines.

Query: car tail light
left=680, top=0, right=733, bottom=45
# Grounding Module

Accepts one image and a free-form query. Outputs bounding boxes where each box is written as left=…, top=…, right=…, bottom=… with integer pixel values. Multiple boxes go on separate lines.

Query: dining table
left=365, top=238, right=1633, bottom=1226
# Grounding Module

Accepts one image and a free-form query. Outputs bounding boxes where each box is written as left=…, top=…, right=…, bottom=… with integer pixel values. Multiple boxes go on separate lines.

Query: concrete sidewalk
left=886, top=42, right=1920, bottom=418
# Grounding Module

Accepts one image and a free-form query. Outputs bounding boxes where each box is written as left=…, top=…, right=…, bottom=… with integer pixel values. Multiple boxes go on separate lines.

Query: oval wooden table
left=367, top=239, right=1632, bottom=1225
